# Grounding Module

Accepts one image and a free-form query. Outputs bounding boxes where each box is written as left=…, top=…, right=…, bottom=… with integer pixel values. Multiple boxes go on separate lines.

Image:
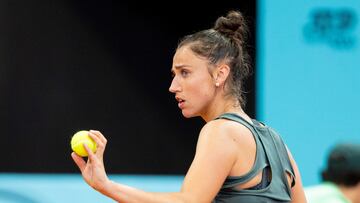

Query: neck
left=339, top=184, right=360, bottom=203
left=200, top=96, right=249, bottom=122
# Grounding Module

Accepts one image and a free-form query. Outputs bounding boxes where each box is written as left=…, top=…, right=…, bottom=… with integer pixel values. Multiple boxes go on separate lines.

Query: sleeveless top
left=212, top=113, right=296, bottom=203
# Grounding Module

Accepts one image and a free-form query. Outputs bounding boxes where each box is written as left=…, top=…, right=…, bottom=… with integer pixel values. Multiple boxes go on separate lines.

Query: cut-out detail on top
left=212, top=113, right=296, bottom=203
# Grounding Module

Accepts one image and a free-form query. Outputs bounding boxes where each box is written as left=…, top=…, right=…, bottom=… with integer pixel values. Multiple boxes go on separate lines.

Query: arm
left=286, top=149, right=307, bottom=203
left=72, top=123, right=238, bottom=203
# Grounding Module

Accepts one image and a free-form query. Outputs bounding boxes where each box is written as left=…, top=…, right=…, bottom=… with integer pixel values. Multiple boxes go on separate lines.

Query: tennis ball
left=71, top=130, right=97, bottom=157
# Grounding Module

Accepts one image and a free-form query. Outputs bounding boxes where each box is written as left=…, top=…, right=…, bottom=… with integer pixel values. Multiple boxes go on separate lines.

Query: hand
left=71, top=130, right=110, bottom=192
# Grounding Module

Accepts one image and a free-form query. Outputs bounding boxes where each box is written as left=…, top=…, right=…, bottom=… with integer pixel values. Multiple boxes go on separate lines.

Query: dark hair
left=322, top=169, right=360, bottom=186
left=177, top=10, right=251, bottom=108
left=321, top=143, right=360, bottom=186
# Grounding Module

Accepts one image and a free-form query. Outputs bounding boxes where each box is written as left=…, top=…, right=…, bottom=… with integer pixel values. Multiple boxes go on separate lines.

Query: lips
left=176, top=96, right=185, bottom=109
left=178, top=100, right=185, bottom=109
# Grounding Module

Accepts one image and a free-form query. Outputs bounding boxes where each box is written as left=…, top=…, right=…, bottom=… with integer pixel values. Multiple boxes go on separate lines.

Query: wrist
left=97, top=179, right=114, bottom=196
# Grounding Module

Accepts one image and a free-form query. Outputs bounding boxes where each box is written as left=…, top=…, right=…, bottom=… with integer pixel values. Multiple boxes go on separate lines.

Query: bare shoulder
left=198, top=119, right=254, bottom=149
left=180, top=119, right=254, bottom=202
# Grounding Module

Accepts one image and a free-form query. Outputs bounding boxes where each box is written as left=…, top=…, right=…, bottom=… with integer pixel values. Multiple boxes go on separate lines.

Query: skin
left=71, top=45, right=307, bottom=203
left=339, top=183, right=360, bottom=203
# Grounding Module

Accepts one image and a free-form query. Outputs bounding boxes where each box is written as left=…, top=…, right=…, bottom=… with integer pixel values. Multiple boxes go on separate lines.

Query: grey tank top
left=212, top=113, right=295, bottom=203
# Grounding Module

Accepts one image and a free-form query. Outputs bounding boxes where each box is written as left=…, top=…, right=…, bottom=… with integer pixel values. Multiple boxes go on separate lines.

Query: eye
left=181, top=69, right=189, bottom=77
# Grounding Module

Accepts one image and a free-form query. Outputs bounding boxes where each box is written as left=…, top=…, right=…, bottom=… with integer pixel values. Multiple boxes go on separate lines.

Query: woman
left=71, top=10, right=307, bottom=203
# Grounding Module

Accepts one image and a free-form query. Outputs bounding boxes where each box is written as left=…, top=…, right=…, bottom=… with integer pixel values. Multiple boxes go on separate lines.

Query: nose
left=169, top=77, right=181, bottom=93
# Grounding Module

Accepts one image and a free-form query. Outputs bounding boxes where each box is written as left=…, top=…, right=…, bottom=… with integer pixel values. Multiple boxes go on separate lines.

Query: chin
left=181, top=110, right=197, bottom=118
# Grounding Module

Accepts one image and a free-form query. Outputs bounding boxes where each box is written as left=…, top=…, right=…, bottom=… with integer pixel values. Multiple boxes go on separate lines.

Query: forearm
left=98, top=180, right=191, bottom=203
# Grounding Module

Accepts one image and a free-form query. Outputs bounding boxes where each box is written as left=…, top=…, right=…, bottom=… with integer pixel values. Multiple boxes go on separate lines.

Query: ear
left=213, top=64, right=230, bottom=86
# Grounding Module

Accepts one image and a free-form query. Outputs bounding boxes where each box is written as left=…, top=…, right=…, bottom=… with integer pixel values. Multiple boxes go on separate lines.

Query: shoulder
left=196, top=118, right=253, bottom=151
left=200, top=118, right=250, bottom=137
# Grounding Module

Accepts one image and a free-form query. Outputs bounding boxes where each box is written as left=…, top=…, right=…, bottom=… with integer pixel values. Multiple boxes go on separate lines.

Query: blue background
left=257, top=0, right=360, bottom=186
left=0, top=174, right=183, bottom=203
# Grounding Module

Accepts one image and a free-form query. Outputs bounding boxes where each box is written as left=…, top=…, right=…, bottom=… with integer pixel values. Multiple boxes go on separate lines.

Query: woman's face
left=169, top=45, right=217, bottom=118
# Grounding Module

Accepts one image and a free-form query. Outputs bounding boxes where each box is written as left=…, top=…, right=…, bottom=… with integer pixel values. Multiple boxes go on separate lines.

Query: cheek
left=181, top=78, right=214, bottom=117
left=188, top=80, right=214, bottom=103
left=184, top=89, right=213, bottom=117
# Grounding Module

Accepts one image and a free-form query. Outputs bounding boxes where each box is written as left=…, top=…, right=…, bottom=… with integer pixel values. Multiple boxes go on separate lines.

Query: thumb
left=71, top=152, right=86, bottom=172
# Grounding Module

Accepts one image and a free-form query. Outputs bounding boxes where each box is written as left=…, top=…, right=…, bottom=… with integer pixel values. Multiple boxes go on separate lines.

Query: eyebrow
left=171, top=64, right=191, bottom=72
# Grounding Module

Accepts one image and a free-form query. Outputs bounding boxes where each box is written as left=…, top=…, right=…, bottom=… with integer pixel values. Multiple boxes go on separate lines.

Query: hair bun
left=214, top=11, right=248, bottom=44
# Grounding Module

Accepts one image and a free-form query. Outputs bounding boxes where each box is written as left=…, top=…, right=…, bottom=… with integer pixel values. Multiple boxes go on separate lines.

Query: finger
left=89, top=130, right=107, bottom=144
left=71, top=152, right=86, bottom=172
left=83, top=143, right=97, bottom=162
left=88, top=132, right=106, bottom=157
left=88, top=131, right=102, bottom=146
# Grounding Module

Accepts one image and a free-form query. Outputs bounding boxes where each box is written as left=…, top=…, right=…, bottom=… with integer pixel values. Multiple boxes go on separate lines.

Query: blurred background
left=0, top=0, right=359, bottom=202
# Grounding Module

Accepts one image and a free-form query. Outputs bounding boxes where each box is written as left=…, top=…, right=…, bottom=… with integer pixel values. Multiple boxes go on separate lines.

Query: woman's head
left=176, top=10, right=251, bottom=108
left=169, top=10, right=251, bottom=119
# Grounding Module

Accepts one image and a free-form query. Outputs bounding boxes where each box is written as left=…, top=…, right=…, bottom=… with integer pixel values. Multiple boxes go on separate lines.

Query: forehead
left=172, top=46, right=208, bottom=68
left=173, top=46, right=195, bottom=61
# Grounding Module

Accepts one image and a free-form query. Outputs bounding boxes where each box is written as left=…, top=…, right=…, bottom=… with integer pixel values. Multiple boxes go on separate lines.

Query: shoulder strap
left=214, top=113, right=294, bottom=201
left=215, top=113, right=269, bottom=188
left=267, top=127, right=296, bottom=187
left=215, top=113, right=254, bottom=130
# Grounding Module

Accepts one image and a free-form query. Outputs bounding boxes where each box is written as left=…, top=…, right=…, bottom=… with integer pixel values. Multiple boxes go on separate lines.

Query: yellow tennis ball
left=71, top=130, right=97, bottom=157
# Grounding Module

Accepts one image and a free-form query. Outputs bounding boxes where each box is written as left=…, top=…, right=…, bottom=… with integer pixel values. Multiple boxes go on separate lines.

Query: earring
left=215, top=82, right=220, bottom=87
